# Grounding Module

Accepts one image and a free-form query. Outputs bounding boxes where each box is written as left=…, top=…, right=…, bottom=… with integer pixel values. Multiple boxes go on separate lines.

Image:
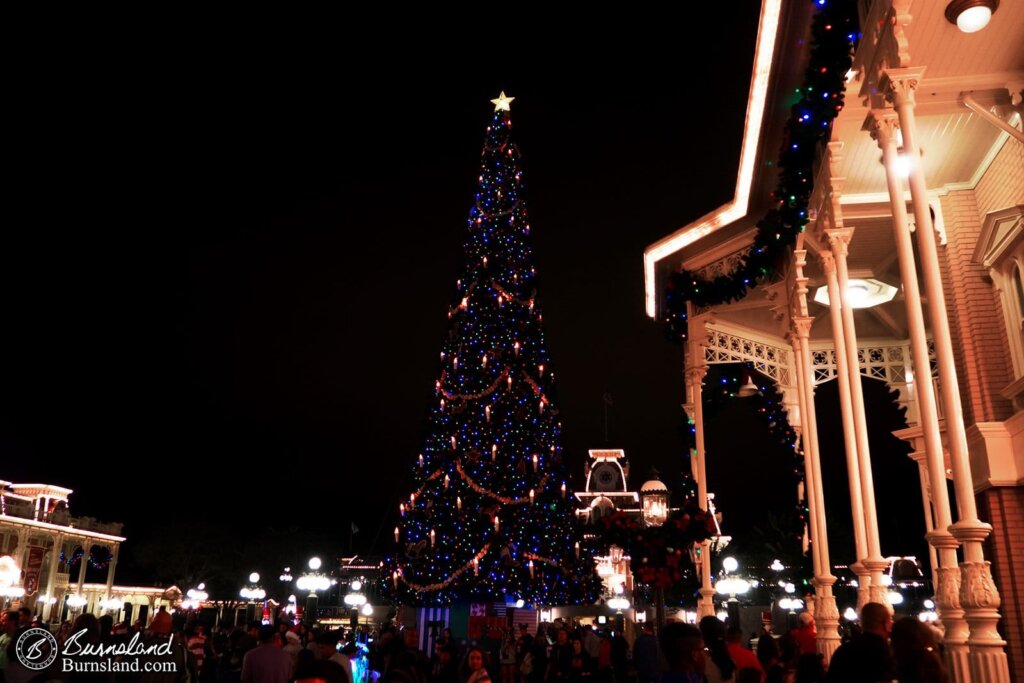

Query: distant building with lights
left=0, top=479, right=177, bottom=623
left=568, top=449, right=678, bottom=625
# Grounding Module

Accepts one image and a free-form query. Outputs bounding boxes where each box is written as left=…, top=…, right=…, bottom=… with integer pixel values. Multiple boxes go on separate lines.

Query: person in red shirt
left=790, top=612, right=817, bottom=656
left=724, top=628, right=764, bottom=682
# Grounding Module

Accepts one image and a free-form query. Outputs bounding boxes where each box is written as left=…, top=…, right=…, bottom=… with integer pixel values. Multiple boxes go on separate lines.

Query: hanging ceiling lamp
left=945, top=0, right=998, bottom=33
left=737, top=371, right=760, bottom=398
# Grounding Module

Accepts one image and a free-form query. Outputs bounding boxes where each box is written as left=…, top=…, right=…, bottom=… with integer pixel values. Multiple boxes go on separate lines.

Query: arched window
left=589, top=497, right=615, bottom=524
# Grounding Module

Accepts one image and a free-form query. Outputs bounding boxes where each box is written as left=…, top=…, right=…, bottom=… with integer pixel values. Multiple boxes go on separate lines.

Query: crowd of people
left=1, top=603, right=952, bottom=683
left=659, top=602, right=949, bottom=683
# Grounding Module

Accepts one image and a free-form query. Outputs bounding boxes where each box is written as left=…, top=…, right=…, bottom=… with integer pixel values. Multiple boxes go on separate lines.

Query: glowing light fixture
left=945, top=0, right=998, bottom=32
left=723, top=557, right=739, bottom=573
left=308, top=557, right=322, bottom=571
left=843, top=607, right=859, bottom=621
left=813, top=278, right=898, bottom=309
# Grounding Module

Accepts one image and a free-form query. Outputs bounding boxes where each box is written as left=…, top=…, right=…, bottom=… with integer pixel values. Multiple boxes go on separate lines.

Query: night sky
left=2, top=11, right=925, bottom=584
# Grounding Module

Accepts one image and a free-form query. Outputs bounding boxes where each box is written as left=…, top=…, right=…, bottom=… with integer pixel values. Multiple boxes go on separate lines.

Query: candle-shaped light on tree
left=561, top=483, right=567, bottom=498
left=532, top=454, right=539, bottom=471
left=494, top=515, right=500, bottom=532
left=485, top=406, right=491, bottom=422
left=492, top=444, right=498, bottom=461
left=574, top=542, right=580, bottom=559
left=529, top=489, right=535, bottom=505
left=400, top=503, right=406, bottom=517
left=393, top=571, right=399, bottom=589
left=444, top=474, right=450, bottom=489
left=457, top=496, right=462, bottom=511
left=529, top=560, right=535, bottom=579
left=394, top=527, right=400, bottom=543
left=538, top=364, right=544, bottom=377
left=418, top=454, right=424, bottom=467
left=430, top=529, right=436, bottom=547
left=514, top=341, right=520, bottom=356
left=473, top=558, right=479, bottom=575
left=507, top=375, right=513, bottom=389
left=451, top=435, right=456, bottom=449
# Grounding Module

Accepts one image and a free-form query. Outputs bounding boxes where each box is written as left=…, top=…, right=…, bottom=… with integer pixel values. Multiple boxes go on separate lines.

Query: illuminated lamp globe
left=351, top=580, right=362, bottom=591
left=249, top=572, right=260, bottom=584
left=722, top=557, right=739, bottom=573
left=607, top=597, right=630, bottom=611
left=361, top=603, right=373, bottom=616
left=945, top=0, right=998, bottom=32
left=308, top=557, right=322, bottom=571
left=640, top=470, right=670, bottom=527
left=844, top=607, right=859, bottom=621
left=887, top=591, right=904, bottom=605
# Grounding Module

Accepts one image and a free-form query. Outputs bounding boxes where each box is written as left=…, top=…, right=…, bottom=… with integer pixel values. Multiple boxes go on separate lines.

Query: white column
left=825, top=229, right=888, bottom=606
left=868, top=109, right=969, bottom=680
left=792, top=307, right=840, bottom=661
left=819, top=251, right=871, bottom=606
left=75, top=544, right=89, bottom=595
left=885, top=68, right=1010, bottom=683
left=685, top=304, right=716, bottom=619
left=104, top=544, right=119, bottom=602
left=43, top=533, right=63, bottom=599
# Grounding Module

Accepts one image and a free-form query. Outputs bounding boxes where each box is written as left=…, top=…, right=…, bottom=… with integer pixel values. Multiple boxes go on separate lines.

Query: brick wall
left=974, top=138, right=1024, bottom=220
left=979, top=487, right=1024, bottom=683
left=940, top=190, right=1014, bottom=423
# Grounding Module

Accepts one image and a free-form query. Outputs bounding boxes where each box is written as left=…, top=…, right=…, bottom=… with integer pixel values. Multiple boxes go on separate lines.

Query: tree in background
left=384, top=93, right=600, bottom=606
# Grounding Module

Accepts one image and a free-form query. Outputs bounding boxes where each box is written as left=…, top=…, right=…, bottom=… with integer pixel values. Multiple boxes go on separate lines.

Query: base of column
left=946, top=644, right=971, bottom=683
left=850, top=562, right=871, bottom=610
left=812, top=575, right=840, bottom=664
left=969, top=648, right=1011, bottom=683
left=697, top=588, right=716, bottom=619
left=862, top=557, right=890, bottom=609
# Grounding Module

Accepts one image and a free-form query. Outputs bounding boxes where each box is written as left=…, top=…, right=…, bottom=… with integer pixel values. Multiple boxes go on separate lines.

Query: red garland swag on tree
left=599, top=501, right=716, bottom=588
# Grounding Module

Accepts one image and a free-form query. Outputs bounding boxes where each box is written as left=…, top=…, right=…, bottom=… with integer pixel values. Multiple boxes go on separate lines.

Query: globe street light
left=241, top=573, right=266, bottom=625
left=298, top=558, right=330, bottom=626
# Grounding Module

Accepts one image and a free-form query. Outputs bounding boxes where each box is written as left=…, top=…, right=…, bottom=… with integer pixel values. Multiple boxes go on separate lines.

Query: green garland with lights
left=664, top=0, right=859, bottom=341
left=685, top=363, right=810, bottom=550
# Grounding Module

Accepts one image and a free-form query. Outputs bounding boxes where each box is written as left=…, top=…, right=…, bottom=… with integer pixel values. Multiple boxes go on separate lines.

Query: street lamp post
left=240, top=572, right=266, bottom=625
left=716, top=558, right=749, bottom=627
left=297, top=557, right=330, bottom=626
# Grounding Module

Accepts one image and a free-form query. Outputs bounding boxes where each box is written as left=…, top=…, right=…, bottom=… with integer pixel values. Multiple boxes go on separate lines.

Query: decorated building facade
left=0, top=479, right=178, bottom=624
left=644, top=1, right=1021, bottom=681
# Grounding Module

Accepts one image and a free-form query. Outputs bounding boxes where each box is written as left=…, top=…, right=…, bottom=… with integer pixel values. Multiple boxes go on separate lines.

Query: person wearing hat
left=791, top=612, right=817, bottom=656
left=283, top=630, right=303, bottom=664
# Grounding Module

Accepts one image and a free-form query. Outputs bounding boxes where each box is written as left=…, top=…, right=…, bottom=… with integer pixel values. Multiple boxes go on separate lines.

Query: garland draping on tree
left=599, top=502, right=717, bottom=589
left=664, top=0, right=859, bottom=342
left=686, top=363, right=810, bottom=548
left=396, top=544, right=493, bottom=592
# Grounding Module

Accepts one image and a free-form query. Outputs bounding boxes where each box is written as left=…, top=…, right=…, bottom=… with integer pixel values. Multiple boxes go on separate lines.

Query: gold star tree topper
left=490, top=91, right=515, bottom=111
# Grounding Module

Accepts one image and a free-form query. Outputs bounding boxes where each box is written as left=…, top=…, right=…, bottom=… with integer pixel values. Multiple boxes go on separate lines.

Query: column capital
left=818, top=250, right=836, bottom=276
left=792, top=316, right=815, bottom=340
left=880, top=67, right=927, bottom=108
left=825, top=227, right=855, bottom=257
left=864, top=110, right=900, bottom=148
left=685, top=365, right=707, bottom=384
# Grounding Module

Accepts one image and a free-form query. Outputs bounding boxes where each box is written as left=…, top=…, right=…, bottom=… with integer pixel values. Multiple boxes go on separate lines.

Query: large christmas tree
left=385, top=93, right=601, bottom=606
